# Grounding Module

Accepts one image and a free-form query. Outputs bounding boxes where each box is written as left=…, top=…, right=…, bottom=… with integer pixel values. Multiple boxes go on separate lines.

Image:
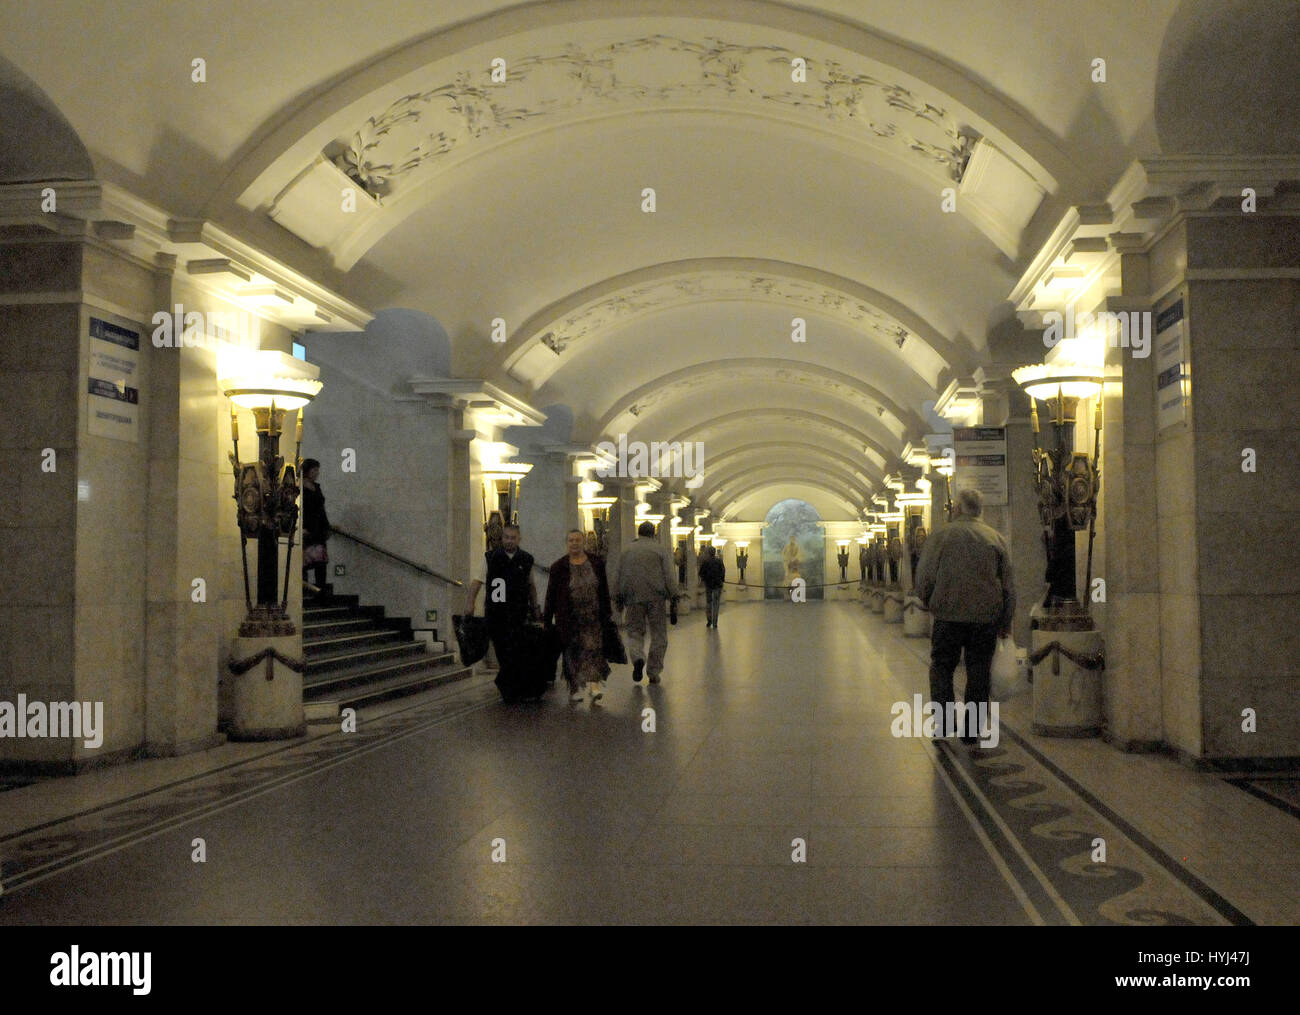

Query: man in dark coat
left=464, top=524, right=538, bottom=699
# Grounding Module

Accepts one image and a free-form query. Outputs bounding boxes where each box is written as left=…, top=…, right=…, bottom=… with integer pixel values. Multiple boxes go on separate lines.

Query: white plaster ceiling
left=1, top=0, right=1200, bottom=519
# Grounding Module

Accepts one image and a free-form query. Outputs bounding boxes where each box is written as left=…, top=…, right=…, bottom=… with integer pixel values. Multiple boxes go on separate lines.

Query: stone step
left=303, top=616, right=381, bottom=639
left=304, top=659, right=473, bottom=718
left=303, top=651, right=457, bottom=699
left=304, top=629, right=404, bottom=656
left=300, top=605, right=355, bottom=623
left=306, top=639, right=428, bottom=675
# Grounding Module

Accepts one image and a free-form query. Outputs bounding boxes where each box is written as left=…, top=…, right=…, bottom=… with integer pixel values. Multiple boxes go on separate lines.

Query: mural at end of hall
left=762, top=499, right=825, bottom=600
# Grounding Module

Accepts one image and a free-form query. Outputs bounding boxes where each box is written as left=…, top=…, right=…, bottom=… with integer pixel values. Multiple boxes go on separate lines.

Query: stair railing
left=330, top=526, right=464, bottom=587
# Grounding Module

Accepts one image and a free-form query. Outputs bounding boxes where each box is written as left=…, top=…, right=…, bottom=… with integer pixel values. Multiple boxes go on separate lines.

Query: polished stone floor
left=1, top=601, right=1296, bottom=925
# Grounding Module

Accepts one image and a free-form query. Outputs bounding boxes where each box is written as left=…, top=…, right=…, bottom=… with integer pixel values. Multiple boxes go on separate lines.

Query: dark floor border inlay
left=999, top=723, right=1254, bottom=926
left=1225, top=778, right=1300, bottom=824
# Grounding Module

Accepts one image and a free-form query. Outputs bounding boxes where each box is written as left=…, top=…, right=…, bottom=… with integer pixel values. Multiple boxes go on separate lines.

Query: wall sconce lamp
left=1011, top=363, right=1103, bottom=629
left=220, top=349, right=322, bottom=635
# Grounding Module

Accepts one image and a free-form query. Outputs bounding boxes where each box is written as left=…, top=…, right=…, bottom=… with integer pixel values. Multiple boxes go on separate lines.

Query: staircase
left=302, top=589, right=472, bottom=719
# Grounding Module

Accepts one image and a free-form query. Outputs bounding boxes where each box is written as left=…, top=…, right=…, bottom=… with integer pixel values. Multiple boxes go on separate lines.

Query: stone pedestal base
left=903, top=597, right=930, bottom=637
left=1030, top=627, right=1105, bottom=737
left=883, top=591, right=904, bottom=623
left=869, top=587, right=885, bottom=614
left=227, top=634, right=307, bottom=741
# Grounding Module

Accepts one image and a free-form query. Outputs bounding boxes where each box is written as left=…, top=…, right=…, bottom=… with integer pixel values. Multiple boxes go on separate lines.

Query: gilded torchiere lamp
left=734, top=541, right=749, bottom=584
left=1012, top=358, right=1105, bottom=736
left=1011, top=365, right=1103, bottom=625
left=219, top=349, right=322, bottom=739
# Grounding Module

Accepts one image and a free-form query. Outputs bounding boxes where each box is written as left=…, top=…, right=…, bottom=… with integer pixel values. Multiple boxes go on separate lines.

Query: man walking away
left=698, top=544, right=726, bottom=629
left=464, top=524, right=539, bottom=700
left=912, top=489, right=1015, bottom=743
left=614, top=521, right=678, bottom=684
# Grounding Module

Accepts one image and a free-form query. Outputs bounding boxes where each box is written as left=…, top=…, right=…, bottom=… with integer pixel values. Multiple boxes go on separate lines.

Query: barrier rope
left=1027, top=640, right=1106, bottom=673
left=715, top=578, right=906, bottom=591
left=228, top=647, right=307, bottom=680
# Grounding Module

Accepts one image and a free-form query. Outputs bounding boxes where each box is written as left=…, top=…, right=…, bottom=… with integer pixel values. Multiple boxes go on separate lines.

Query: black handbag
left=601, top=618, right=628, bottom=665
left=452, top=614, right=489, bottom=666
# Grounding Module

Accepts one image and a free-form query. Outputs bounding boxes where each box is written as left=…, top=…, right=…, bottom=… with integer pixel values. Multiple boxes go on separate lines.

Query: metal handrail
left=330, top=526, right=464, bottom=587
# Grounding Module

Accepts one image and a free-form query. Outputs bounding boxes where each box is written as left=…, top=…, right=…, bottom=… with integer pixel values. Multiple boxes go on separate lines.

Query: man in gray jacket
left=912, top=488, right=1016, bottom=742
left=614, top=521, right=679, bottom=684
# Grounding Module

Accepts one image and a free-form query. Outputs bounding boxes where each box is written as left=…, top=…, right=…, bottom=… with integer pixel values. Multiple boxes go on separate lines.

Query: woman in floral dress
left=544, top=529, right=614, bottom=704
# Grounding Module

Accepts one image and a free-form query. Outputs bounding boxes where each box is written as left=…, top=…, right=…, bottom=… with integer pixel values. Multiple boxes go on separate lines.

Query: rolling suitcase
left=494, top=624, right=559, bottom=702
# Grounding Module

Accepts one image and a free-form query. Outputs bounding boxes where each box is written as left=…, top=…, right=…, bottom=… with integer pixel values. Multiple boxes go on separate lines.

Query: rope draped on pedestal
left=228, top=647, right=307, bottom=682
left=1028, top=640, right=1106, bottom=674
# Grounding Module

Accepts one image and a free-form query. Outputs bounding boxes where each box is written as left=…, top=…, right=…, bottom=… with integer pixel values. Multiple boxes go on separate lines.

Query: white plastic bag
left=990, top=636, right=1026, bottom=699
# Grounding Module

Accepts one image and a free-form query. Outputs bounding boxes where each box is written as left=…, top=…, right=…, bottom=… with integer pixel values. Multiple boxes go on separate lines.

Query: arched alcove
left=0, top=54, right=93, bottom=182
left=761, top=498, right=825, bottom=600
left=1156, top=0, right=1300, bottom=154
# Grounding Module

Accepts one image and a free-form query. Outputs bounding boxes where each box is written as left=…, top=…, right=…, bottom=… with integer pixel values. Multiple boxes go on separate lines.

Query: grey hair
left=956, top=488, right=983, bottom=517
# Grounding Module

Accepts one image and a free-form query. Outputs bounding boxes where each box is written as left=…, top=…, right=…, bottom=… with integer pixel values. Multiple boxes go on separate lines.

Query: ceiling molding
left=662, top=407, right=904, bottom=472
left=219, top=0, right=1073, bottom=266
left=597, top=356, right=927, bottom=439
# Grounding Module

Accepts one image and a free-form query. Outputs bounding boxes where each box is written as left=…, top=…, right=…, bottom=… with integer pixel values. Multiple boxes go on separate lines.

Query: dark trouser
left=929, top=619, right=998, bottom=736
left=705, top=587, right=722, bottom=624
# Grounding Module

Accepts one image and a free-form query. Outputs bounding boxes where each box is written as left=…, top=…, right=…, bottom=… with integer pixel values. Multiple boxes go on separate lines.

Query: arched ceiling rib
left=505, top=259, right=973, bottom=395
left=715, top=476, right=861, bottom=520
left=698, top=454, right=872, bottom=505
left=708, top=464, right=865, bottom=507
left=600, top=358, right=925, bottom=442
left=664, top=408, right=900, bottom=475
left=696, top=440, right=877, bottom=489
left=222, top=0, right=1074, bottom=264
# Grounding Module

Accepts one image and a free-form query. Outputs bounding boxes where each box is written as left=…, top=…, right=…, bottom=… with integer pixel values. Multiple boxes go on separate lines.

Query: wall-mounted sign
left=1155, top=298, right=1188, bottom=431
left=953, top=426, right=1007, bottom=506
left=87, top=316, right=140, bottom=442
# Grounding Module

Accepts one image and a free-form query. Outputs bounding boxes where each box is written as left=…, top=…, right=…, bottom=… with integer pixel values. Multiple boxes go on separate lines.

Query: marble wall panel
left=0, top=242, right=80, bottom=295
left=1191, top=278, right=1298, bottom=351
left=1159, top=593, right=1202, bottom=755
left=73, top=598, right=145, bottom=756
left=1103, top=590, right=1163, bottom=745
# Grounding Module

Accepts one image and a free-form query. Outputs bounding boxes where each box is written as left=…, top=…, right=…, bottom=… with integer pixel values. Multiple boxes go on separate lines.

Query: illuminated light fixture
left=482, top=461, right=532, bottom=481
left=641, top=512, right=665, bottom=524
left=835, top=539, right=850, bottom=549
left=895, top=491, right=929, bottom=506
left=869, top=523, right=886, bottom=535
left=1011, top=364, right=1103, bottom=403
left=711, top=537, right=727, bottom=548
left=635, top=501, right=651, bottom=515
left=930, top=455, right=954, bottom=477
left=856, top=535, right=869, bottom=544
left=219, top=348, right=322, bottom=411
left=916, top=476, right=932, bottom=493
left=880, top=510, right=904, bottom=523
left=734, top=540, right=749, bottom=549
left=578, top=478, right=603, bottom=502
left=671, top=523, right=698, bottom=538
left=578, top=495, right=617, bottom=509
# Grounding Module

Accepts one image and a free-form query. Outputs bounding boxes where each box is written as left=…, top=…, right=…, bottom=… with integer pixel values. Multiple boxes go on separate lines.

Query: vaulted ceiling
left=8, top=0, right=1276, bottom=520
